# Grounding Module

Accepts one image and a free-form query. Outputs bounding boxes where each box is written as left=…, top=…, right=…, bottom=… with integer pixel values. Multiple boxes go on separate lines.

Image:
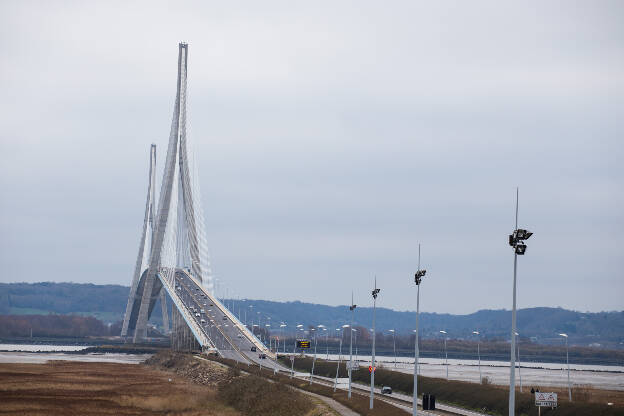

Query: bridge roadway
left=171, top=269, right=285, bottom=371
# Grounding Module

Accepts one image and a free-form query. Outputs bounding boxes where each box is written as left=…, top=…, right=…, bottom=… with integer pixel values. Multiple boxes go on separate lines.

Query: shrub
left=218, top=374, right=313, bottom=416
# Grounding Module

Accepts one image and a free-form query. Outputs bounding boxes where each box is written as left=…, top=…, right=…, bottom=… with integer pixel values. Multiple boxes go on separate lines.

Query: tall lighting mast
left=369, top=277, right=381, bottom=409
left=508, top=188, right=533, bottom=416
left=413, top=244, right=427, bottom=416
left=348, top=293, right=357, bottom=399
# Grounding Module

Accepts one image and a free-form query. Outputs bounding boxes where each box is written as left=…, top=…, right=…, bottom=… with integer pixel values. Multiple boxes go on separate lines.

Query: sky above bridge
left=0, top=1, right=622, bottom=315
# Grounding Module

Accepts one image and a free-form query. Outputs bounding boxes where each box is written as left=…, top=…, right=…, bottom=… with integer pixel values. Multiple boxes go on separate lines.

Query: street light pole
left=413, top=244, right=427, bottom=416
left=280, top=323, right=286, bottom=353
left=334, top=337, right=342, bottom=392
left=515, top=332, right=522, bottom=392
left=349, top=293, right=357, bottom=399
left=439, top=330, right=448, bottom=380
left=389, top=329, right=396, bottom=368
left=559, top=333, right=571, bottom=401
left=337, top=328, right=343, bottom=361
left=311, top=329, right=317, bottom=385
left=370, top=277, right=381, bottom=410
left=354, top=328, right=358, bottom=364
left=324, top=327, right=329, bottom=359
left=507, top=187, right=533, bottom=416
left=473, top=331, right=482, bottom=384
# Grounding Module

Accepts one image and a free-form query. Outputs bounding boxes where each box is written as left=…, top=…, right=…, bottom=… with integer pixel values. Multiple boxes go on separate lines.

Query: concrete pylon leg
left=121, top=144, right=156, bottom=338
left=160, top=288, right=169, bottom=333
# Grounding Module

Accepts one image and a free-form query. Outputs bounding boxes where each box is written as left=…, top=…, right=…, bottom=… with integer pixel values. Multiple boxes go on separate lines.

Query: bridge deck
left=164, top=269, right=285, bottom=371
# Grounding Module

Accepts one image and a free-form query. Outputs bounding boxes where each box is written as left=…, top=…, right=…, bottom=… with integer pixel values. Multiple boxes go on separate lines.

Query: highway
left=172, top=269, right=285, bottom=371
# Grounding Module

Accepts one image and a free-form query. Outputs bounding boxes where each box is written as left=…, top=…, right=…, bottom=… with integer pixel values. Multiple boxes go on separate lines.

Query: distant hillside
left=0, top=282, right=622, bottom=348
left=235, top=300, right=624, bottom=349
left=0, top=282, right=165, bottom=326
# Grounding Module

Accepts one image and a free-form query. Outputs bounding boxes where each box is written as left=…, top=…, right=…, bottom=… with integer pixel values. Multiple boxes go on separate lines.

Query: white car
left=195, top=313, right=200, bottom=317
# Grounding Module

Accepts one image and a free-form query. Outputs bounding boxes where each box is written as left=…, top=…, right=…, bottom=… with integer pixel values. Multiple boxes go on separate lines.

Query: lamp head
left=515, top=243, right=527, bottom=255
left=516, top=229, right=533, bottom=240
left=414, top=269, right=427, bottom=285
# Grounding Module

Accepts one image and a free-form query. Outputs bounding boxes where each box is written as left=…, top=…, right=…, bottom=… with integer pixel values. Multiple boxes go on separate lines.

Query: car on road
left=195, top=313, right=200, bottom=317
left=222, top=316, right=227, bottom=320
left=250, top=346, right=257, bottom=352
left=381, top=386, right=392, bottom=395
left=200, top=319, right=206, bottom=324
left=258, top=353, right=267, bottom=359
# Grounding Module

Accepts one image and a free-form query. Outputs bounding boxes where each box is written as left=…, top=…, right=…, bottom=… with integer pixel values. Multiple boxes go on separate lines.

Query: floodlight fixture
left=414, top=269, right=427, bottom=284
left=515, top=243, right=527, bottom=255
left=516, top=229, right=533, bottom=240
left=559, top=333, right=568, bottom=338
left=439, top=330, right=447, bottom=334
left=472, top=331, right=480, bottom=335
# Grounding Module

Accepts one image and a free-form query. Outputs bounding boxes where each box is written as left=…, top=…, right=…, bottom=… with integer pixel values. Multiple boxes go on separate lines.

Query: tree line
left=0, top=314, right=122, bottom=338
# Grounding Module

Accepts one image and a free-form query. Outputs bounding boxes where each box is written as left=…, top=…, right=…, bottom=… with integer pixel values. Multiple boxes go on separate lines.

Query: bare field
left=0, top=360, right=239, bottom=416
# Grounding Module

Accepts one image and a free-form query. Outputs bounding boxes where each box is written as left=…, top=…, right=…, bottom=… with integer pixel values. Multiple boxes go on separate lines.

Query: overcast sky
left=1, top=1, right=622, bottom=314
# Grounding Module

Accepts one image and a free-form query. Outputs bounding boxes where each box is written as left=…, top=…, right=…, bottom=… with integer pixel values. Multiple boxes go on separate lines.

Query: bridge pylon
left=123, top=43, right=213, bottom=342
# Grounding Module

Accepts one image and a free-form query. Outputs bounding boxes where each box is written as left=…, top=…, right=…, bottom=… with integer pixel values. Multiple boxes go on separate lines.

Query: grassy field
left=0, top=360, right=239, bottom=415
left=0, top=357, right=333, bottom=416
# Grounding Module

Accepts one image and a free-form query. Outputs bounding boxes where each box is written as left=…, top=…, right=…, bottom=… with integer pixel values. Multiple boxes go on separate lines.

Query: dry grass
left=0, top=360, right=239, bottom=416
left=218, top=373, right=315, bottom=416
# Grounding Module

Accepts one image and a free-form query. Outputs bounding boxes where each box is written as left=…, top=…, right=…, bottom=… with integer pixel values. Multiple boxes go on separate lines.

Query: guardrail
left=179, top=269, right=276, bottom=360
left=156, top=272, right=214, bottom=351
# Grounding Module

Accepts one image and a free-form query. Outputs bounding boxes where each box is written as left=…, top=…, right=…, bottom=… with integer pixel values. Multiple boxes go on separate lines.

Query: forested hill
left=0, top=282, right=621, bottom=348
left=241, top=300, right=623, bottom=349
left=0, top=282, right=165, bottom=326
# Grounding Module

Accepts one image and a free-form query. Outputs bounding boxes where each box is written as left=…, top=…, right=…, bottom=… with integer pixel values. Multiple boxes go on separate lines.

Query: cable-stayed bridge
left=121, top=43, right=277, bottom=367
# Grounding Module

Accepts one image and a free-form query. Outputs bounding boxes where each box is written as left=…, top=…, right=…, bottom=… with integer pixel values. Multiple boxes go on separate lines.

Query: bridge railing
left=179, top=269, right=276, bottom=359
left=156, top=271, right=216, bottom=351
